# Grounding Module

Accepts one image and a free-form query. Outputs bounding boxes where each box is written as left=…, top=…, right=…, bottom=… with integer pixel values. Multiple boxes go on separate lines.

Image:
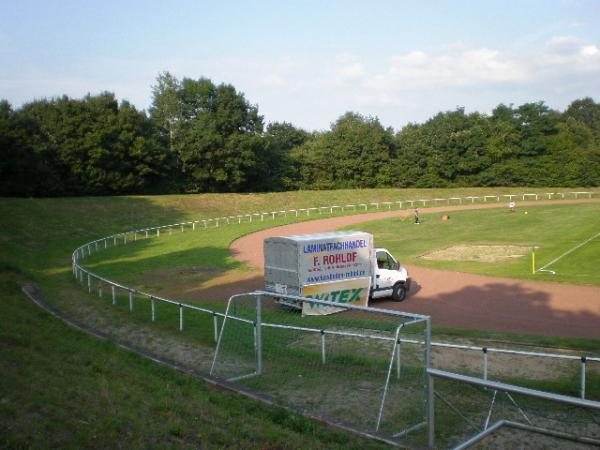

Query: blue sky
left=1, top=0, right=599, bottom=130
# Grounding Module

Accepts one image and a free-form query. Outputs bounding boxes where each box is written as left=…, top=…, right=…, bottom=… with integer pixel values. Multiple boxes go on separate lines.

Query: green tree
left=396, top=108, right=492, bottom=187
left=149, top=71, right=182, bottom=151
left=0, top=100, right=46, bottom=196
left=170, top=77, right=266, bottom=192
left=12, top=93, right=171, bottom=196
left=296, top=112, right=396, bottom=189
left=261, top=122, right=309, bottom=191
left=564, top=97, right=600, bottom=132
left=395, top=123, right=428, bottom=187
left=513, top=101, right=560, bottom=157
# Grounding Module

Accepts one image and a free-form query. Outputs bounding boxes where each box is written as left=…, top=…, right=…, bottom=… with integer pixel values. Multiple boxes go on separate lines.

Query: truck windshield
left=376, top=251, right=395, bottom=270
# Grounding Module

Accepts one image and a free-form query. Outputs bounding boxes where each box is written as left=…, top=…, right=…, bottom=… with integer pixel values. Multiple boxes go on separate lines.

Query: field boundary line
left=537, top=230, right=600, bottom=274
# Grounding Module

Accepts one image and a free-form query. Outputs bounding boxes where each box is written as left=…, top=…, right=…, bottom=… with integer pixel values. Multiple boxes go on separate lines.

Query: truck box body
left=264, top=231, right=374, bottom=315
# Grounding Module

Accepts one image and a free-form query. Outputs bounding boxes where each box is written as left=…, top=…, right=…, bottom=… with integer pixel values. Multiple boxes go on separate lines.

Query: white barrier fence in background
left=73, top=190, right=599, bottom=256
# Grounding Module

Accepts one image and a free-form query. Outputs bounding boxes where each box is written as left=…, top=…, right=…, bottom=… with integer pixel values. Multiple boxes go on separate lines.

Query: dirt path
left=230, top=200, right=600, bottom=339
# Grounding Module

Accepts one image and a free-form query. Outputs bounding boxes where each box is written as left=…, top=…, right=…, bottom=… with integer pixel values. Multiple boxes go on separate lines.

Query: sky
left=1, top=0, right=599, bottom=131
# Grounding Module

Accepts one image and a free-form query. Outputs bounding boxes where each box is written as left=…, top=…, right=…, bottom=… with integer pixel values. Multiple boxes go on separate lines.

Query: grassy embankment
left=0, top=271, right=386, bottom=449
left=1, top=189, right=598, bottom=447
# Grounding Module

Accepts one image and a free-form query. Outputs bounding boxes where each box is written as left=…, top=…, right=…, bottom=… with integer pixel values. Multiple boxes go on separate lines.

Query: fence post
left=581, top=356, right=587, bottom=399
left=98, top=284, right=102, bottom=298
left=256, top=295, right=263, bottom=374
left=321, top=330, right=326, bottom=364
left=427, top=373, right=435, bottom=448
left=111, top=285, right=116, bottom=305
left=128, top=290, right=133, bottom=312
left=213, top=313, right=219, bottom=343
left=425, top=318, right=433, bottom=447
left=396, top=338, right=401, bottom=380
left=151, top=297, right=156, bottom=322
left=157, top=228, right=160, bottom=237
left=483, top=347, right=488, bottom=380
left=179, top=304, right=184, bottom=331
left=87, top=274, right=91, bottom=293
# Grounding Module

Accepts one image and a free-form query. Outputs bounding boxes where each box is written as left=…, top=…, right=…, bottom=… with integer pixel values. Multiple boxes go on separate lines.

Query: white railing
left=71, top=190, right=600, bottom=397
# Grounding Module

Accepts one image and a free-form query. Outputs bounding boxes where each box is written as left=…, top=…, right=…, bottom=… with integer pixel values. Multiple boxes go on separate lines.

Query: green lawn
left=345, top=203, right=600, bottom=285
left=0, top=272, right=386, bottom=449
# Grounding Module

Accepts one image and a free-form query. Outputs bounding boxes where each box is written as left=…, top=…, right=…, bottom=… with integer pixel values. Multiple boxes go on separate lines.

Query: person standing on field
left=414, top=207, right=420, bottom=224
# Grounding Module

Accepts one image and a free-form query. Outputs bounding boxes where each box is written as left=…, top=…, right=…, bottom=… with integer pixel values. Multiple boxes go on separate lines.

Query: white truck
left=264, top=231, right=410, bottom=315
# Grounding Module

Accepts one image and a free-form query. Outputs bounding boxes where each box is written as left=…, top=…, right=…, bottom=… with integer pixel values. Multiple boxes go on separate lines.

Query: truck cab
left=371, top=248, right=411, bottom=301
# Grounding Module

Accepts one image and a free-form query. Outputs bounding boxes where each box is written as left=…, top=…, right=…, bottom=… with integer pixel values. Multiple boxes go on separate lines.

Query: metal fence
left=427, top=368, right=600, bottom=448
left=70, top=190, right=600, bottom=447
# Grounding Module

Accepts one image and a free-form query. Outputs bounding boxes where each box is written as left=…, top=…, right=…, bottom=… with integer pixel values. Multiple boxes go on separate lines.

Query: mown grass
left=0, top=272, right=389, bottom=449
left=347, top=203, right=600, bottom=285
left=0, top=188, right=598, bottom=448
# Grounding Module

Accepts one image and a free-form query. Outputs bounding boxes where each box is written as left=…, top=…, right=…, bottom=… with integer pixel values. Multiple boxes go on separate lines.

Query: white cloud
left=581, top=44, right=599, bottom=57
left=1, top=36, right=598, bottom=130
left=262, top=73, right=284, bottom=87
left=335, top=62, right=366, bottom=79
left=536, top=35, right=600, bottom=74
left=340, top=36, right=600, bottom=107
left=358, top=47, right=527, bottom=104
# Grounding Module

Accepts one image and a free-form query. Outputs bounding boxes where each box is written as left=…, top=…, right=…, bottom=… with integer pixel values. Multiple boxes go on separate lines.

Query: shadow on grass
left=81, top=243, right=241, bottom=279
left=0, top=195, right=193, bottom=275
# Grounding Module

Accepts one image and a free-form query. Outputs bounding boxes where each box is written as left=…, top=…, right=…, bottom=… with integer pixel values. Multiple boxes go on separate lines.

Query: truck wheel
left=392, top=283, right=406, bottom=302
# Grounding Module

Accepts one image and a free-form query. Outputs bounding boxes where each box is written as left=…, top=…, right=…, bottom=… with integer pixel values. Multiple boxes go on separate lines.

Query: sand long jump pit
left=421, top=244, right=531, bottom=262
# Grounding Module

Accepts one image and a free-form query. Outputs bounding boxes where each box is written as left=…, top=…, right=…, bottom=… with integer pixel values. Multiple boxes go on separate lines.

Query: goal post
left=210, top=290, right=432, bottom=439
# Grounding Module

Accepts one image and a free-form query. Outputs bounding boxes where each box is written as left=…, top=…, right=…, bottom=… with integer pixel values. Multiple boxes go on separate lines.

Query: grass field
left=346, top=203, right=600, bottom=285
left=1, top=188, right=598, bottom=447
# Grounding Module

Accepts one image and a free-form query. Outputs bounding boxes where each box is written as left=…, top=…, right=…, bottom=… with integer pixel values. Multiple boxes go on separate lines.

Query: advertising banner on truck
left=301, top=277, right=371, bottom=316
left=300, top=234, right=372, bottom=285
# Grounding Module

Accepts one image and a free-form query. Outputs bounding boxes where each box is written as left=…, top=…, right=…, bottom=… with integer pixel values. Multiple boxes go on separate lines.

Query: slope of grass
left=0, top=272, right=388, bottom=449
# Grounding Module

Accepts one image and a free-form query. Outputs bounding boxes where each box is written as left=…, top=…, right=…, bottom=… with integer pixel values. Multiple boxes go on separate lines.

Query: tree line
left=1, top=72, right=599, bottom=196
